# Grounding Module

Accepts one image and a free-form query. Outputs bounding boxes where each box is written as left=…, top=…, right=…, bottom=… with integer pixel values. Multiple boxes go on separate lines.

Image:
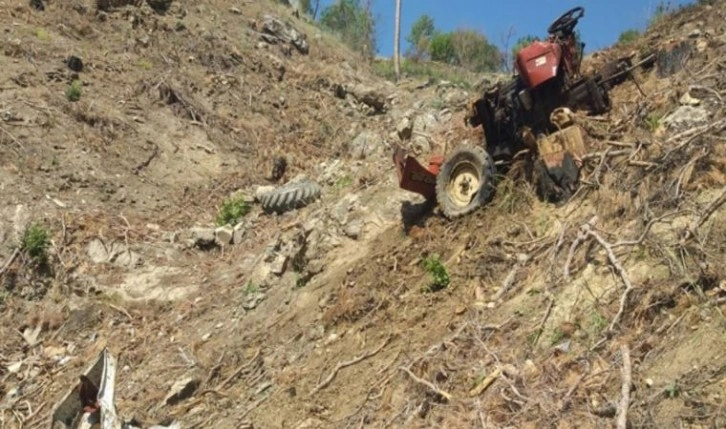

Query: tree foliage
left=511, top=35, right=539, bottom=59
left=405, top=14, right=435, bottom=60
left=407, top=15, right=502, bottom=73
left=451, top=28, right=501, bottom=72
left=319, top=0, right=377, bottom=58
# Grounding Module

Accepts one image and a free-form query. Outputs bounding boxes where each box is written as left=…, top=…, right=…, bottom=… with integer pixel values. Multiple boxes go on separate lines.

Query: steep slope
left=1, top=1, right=725, bottom=429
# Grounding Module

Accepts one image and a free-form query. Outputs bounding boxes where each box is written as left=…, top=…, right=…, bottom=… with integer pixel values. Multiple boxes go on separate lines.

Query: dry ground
left=1, top=1, right=725, bottom=429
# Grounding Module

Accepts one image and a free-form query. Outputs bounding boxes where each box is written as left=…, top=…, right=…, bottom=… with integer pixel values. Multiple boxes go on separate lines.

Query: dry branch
left=0, top=248, right=20, bottom=276
left=617, top=345, right=632, bottom=429
left=584, top=225, right=635, bottom=333
left=310, top=336, right=390, bottom=395
left=399, top=366, right=452, bottom=402
left=564, top=216, right=597, bottom=280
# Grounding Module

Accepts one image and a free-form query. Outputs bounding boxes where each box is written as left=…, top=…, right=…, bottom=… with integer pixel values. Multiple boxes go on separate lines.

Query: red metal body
left=393, top=145, right=442, bottom=201
left=516, top=41, right=562, bottom=88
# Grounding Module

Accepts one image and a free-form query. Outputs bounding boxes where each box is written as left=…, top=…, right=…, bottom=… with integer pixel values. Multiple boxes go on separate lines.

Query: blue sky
left=317, top=0, right=696, bottom=57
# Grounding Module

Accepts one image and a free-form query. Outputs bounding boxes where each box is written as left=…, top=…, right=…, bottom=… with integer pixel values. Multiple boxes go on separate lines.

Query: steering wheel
left=547, top=6, right=584, bottom=35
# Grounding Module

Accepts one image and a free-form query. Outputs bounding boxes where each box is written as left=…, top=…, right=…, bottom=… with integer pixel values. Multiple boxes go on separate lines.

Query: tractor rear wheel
left=435, top=145, right=495, bottom=219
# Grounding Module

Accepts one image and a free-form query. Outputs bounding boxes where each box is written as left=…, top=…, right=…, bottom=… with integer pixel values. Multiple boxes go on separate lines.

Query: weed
left=0, top=290, right=7, bottom=305
left=138, top=59, right=153, bottom=70
left=550, top=327, right=565, bottom=345
left=35, top=28, right=49, bottom=41
left=665, top=382, right=679, bottom=398
left=334, top=176, right=353, bottom=188
left=66, top=80, right=82, bottom=102
left=216, top=195, right=250, bottom=226
left=644, top=113, right=661, bottom=132
left=421, top=254, right=450, bottom=292
left=243, top=282, right=259, bottom=296
left=21, top=223, right=50, bottom=264
left=589, top=312, right=608, bottom=334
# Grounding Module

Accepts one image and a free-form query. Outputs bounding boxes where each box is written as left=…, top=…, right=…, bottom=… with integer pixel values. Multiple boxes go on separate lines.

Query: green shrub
left=216, top=195, right=251, bottom=226
left=21, top=223, right=50, bottom=263
left=66, top=80, right=82, bottom=101
left=618, top=29, right=640, bottom=44
left=421, top=254, right=449, bottom=292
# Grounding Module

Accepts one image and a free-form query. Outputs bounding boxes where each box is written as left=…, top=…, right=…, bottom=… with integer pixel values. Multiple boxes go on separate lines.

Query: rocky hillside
left=1, top=1, right=725, bottom=428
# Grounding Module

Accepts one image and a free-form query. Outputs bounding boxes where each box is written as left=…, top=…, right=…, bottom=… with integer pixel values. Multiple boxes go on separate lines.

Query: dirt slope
left=1, top=1, right=725, bottom=429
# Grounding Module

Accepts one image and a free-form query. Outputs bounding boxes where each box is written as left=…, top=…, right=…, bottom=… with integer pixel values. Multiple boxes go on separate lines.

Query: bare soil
left=1, top=1, right=725, bottom=429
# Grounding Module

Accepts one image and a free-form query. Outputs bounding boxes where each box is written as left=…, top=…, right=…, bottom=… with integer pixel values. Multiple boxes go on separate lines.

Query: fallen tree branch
left=564, top=216, right=598, bottom=281
left=0, top=248, right=20, bottom=276
left=584, top=224, right=635, bottom=333
left=400, top=366, right=452, bottom=402
left=681, top=186, right=726, bottom=243
left=311, top=336, right=390, bottom=395
left=612, top=211, right=685, bottom=248
left=492, top=254, right=528, bottom=301
left=617, top=345, right=632, bottom=429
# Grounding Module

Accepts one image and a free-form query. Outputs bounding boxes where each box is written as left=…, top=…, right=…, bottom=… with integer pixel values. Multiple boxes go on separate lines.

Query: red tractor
left=394, top=6, right=652, bottom=218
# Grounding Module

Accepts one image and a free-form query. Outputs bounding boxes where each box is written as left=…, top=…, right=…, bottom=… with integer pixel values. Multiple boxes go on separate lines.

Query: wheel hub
left=447, top=163, right=481, bottom=208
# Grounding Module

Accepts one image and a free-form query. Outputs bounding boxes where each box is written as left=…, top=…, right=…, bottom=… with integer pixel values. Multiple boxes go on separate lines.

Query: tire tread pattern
left=259, top=179, right=321, bottom=214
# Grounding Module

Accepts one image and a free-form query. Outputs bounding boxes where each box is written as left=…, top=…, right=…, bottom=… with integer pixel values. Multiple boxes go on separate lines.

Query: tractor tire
left=259, top=179, right=321, bottom=214
left=435, top=145, right=495, bottom=219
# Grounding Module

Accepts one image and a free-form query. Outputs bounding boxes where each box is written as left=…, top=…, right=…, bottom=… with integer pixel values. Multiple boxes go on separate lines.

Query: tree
left=450, top=28, right=502, bottom=73
left=394, top=0, right=402, bottom=80
left=405, top=14, right=435, bottom=60
left=429, top=31, right=456, bottom=65
left=319, top=0, right=377, bottom=59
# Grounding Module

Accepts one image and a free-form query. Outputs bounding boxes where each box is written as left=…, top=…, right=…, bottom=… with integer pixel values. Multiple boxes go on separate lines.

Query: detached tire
left=259, top=179, right=321, bottom=214
left=435, top=146, right=495, bottom=219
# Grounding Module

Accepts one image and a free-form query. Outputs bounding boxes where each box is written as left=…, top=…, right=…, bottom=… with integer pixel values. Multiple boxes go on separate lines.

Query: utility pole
left=394, top=0, right=402, bottom=81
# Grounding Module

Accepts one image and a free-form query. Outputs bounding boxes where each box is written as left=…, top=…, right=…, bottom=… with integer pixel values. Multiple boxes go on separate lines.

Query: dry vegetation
left=1, top=1, right=725, bottom=429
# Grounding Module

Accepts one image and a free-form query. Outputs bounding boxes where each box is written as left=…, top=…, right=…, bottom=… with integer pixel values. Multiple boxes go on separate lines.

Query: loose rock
left=215, top=225, right=234, bottom=246
left=261, top=15, right=309, bottom=54
left=164, top=377, right=199, bottom=406
left=348, top=130, right=382, bottom=160
left=662, top=105, right=709, bottom=130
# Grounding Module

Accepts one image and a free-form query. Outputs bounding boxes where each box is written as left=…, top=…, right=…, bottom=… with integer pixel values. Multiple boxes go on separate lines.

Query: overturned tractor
left=394, top=6, right=654, bottom=219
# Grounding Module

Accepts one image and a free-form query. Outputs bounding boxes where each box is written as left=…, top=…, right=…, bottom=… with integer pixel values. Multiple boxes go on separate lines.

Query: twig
left=0, top=125, right=25, bottom=151
left=492, top=254, right=528, bottom=301
left=564, top=216, right=598, bottom=280
left=105, top=303, right=133, bottom=321
left=584, top=225, right=635, bottom=333
left=133, top=142, right=160, bottom=174
left=399, top=366, right=452, bottom=402
left=0, top=249, right=20, bottom=276
left=311, top=336, right=390, bottom=395
left=611, top=211, right=685, bottom=248
left=218, top=349, right=260, bottom=390
left=532, top=297, right=554, bottom=346
left=616, top=345, right=632, bottom=429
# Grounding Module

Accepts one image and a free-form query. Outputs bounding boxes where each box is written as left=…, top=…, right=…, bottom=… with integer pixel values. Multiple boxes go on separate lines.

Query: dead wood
left=311, top=336, right=390, bottom=395
left=616, top=345, right=632, bottom=429
left=399, top=366, right=452, bottom=402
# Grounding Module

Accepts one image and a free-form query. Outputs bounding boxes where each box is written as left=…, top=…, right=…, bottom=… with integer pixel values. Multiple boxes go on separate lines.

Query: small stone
left=164, top=377, right=200, bottom=406
left=190, top=227, right=215, bottom=247
left=645, top=378, right=654, bottom=387
left=662, top=105, right=709, bottom=130
left=396, top=117, right=412, bottom=141
left=233, top=223, right=245, bottom=244
left=230, top=7, right=241, bottom=14
left=270, top=254, right=288, bottom=275
left=688, top=29, right=702, bottom=38
left=215, top=225, right=234, bottom=246
left=679, top=92, right=701, bottom=106
left=454, top=306, right=466, bottom=315
left=344, top=219, right=363, bottom=239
